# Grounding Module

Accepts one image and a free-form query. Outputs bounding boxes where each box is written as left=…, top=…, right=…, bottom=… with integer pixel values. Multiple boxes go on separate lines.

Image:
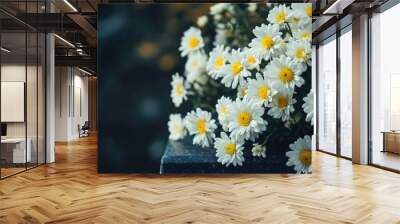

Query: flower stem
left=285, top=22, right=293, bottom=37
left=262, top=132, right=273, bottom=146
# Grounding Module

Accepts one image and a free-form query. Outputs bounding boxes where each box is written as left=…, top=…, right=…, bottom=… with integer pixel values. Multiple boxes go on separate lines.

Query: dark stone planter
left=160, top=137, right=296, bottom=174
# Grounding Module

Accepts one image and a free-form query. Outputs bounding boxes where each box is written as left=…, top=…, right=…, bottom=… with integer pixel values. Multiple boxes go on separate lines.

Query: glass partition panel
left=1, top=31, right=27, bottom=177
left=0, top=1, right=46, bottom=179
left=38, top=32, right=45, bottom=165
left=317, top=37, right=337, bottom=154
left=27, top=31, right=38, bottom=169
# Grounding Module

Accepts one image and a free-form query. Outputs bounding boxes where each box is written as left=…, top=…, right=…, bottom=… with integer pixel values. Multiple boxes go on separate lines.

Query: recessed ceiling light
left=1, top=47, right=11, bottom=53
left=54, top=34, right=75, bottom=48
left=78, top=67, right=92, bottom=76
left=322, top=0, right=354, bottom=15
left=63, top=0, right=78, bottom=12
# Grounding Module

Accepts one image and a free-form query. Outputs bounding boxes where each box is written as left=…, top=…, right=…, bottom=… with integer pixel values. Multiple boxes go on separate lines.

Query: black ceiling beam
left=0, top=18, right=27, bottom=31
left=86, top=0, right=97, bottom=12
left=55, top=55, right=96, bottom=72
left=56, top=47, right=97, bottom=57
left=8, top=13, right=93, bottom=32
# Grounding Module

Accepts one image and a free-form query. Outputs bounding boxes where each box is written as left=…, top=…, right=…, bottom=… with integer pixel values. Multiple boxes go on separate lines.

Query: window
left=370, top=3, right=400, bottom=171
left=339, top=28, right=352, bottom=158
left=317, top=36, right=337, bottom=154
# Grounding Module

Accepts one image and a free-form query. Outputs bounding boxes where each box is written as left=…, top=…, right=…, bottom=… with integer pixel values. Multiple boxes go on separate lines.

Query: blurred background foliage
left=98, top=4, right=216, bottom=172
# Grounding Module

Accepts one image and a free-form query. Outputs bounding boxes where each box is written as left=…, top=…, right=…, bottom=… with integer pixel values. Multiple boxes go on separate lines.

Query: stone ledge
left=160, top=138, right=295, bottom=174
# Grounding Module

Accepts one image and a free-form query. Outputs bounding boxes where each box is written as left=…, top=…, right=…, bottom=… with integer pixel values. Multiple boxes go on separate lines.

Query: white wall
left=1, top=65, right=39, bottom=137
left=55, top=67, right=89, bottom=141
left=55, top=66, right=69, bottom=141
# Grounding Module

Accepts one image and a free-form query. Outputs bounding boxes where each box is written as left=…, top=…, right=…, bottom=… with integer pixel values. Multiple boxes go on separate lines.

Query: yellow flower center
left=302, top=32, right=311, bottom=40
left=306, top=6, right=312, bottom=17
left=225, top=143, right=236, bottom=156
left=239, top=87, right=248, bottom=97
left=188, top=37, right=200, bottom=49
left=277, top=95, right=289, bottom=109
left=220, top=105, right=228, bottom=115
left=214, top=56, right=225, bottom=69
left=231, top=61, right=243, bottom=76
left=278, top=67, right=294, bottom=83
left=261, top=36, right=274, bottom=49
left=247, top=55, right=257, bottom=65
left=299, top=148, right=311, bottom=166
left=237, top=111, right=252, bottom=126
left=292, top=17, right=300, bottom=25
left=295, top=48, right=306, bottom=60
left=275, top=11, right=286, bottom=23
left=197, top=119, right=206, bottom=134
left=175, top=84, right=183, bottom=96
left=258, top=85, right=269, bottom=100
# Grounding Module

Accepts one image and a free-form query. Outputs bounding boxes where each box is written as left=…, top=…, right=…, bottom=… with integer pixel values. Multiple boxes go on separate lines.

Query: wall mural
left=98, top=3, right=313, bottom=174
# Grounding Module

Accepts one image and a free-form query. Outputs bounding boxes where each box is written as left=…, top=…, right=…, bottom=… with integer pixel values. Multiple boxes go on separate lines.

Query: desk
left=1, top=138, right=31, bottom=163
left=381, top=131, right=400, bottom=154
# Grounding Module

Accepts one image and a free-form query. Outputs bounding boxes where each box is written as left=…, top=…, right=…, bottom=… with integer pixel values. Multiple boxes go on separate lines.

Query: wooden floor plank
left=0, top=135, right=399, bottom=223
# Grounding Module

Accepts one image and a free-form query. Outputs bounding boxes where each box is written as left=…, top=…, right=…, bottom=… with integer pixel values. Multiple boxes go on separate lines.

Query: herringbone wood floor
left=0, top=135, right=400, bottom=224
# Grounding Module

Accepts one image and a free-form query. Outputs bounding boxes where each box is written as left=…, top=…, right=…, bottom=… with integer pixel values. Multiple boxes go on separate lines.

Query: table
left=381, top=131, right=400, bottom=154
left=1, top=138, right=31, bottom=163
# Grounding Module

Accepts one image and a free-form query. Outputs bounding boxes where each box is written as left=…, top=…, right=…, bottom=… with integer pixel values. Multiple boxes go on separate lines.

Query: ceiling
left=0, top=0, right=155, bottom=74
left=1, top=0, right=392, bottom=74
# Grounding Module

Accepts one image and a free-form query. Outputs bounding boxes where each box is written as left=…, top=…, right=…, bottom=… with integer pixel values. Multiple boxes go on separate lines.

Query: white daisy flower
left=168, top=114, right=186, bottom=140
left=251, top=144, right=266, bottom=158
left=292, top=3, right=312, bottom=19
left=286, top=40, right=311, bottom=65
left=237, top=81, right=248, bottom=99
left=207, top=45, right=229, bottom=79
left=267, top=92, right=296, bottom=122
left=215, top=132, right=245, bottom=167
left=184, top=108, right=217, bottom=148
left=193, top=80, right=208, bottom=95
left=221, top=49, right=251, bottom=89
left=179, top=27, right=204, bottom=57
left=197, top=15, right=208, bottom=27
left=286, top=135, right=312, bottom=174
left=243, top=48, right=261, bottom=70
left=210, top=3, right=233, bottom=17
left=185, top=51, right=207, bottom=83
left=264, top=55, right=305, bottom=93
left=227, top=97, right=267, bottom=141
left=248, top=24, right=282, bottom=61
left=216, top=96, right=232, bottom=131
left=275, top=33, right=291, bottom=58
left=293, top=23, right=312, bottom=41
left=247, top=3, right=258, bottom=12
left=303, top=91, right=314, bottom=125
left=290, top=4, right=312, bottom=29
left=267, top=5, right=292, bottom=26
left=247, top=73, right=276, bottom=107
left=170, top=73, right=187, bottom=107
left=214, top=29, right=228, bottom=46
